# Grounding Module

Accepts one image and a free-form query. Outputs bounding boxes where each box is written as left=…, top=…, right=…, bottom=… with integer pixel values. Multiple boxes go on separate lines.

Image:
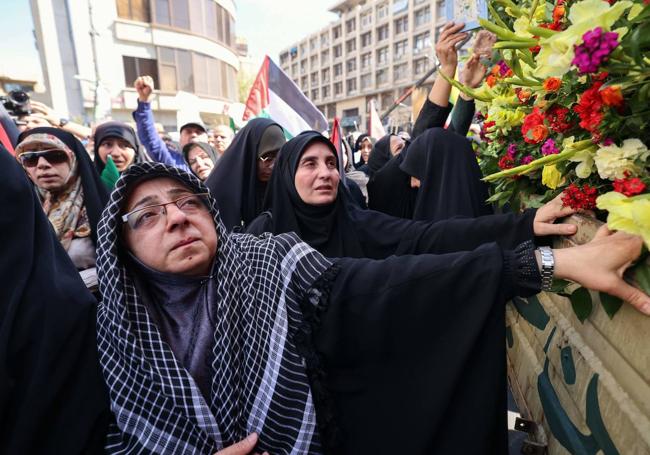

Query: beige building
left=279, top=0, right=450, bottom=133
left=30, top=0, right=239, bottom=130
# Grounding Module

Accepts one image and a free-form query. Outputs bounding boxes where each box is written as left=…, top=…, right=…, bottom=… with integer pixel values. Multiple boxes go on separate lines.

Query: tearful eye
left=134, top=209, right=160, bottom=228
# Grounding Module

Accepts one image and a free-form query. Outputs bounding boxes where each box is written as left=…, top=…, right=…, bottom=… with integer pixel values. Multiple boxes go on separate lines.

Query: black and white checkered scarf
left=96, top=163, right=337, bottom=454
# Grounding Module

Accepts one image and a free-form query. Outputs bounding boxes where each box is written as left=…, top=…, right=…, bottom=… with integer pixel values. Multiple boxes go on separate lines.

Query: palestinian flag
left=243, top=55, right=328, bottom=137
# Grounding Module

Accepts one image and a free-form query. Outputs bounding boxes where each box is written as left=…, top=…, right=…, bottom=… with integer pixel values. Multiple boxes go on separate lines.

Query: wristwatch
left=538, top=246, right=555, bottom=291
left=58, top=118, right=69, bottom=127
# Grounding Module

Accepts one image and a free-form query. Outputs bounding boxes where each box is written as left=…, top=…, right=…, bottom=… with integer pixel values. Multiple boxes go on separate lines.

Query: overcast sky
left=0, top=0, right=339, bottom=81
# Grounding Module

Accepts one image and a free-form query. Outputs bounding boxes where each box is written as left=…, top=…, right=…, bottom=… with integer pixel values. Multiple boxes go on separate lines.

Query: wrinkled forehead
left=123, top=176, right=196, bottom=212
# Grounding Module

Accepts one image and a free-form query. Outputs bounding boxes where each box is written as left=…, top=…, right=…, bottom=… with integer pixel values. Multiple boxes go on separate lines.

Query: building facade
left=30, top=0, right=239, bottom=131
left=279, top=0, right=450, bottom=133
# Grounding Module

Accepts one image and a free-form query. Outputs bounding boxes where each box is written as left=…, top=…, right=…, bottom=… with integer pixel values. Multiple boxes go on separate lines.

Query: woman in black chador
left=247, top=131, right=577, bottom=259
left=204, top=117, right=286, bottom=230
left=94, top=162, right=649, bottom=454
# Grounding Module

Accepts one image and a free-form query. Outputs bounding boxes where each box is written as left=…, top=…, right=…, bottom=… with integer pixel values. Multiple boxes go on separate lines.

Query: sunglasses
left=18, top=149, right=69, bottom=168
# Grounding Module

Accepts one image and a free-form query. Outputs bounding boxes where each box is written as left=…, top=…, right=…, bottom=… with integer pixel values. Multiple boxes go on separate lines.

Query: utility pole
left=87, top=0, right=101, bottom=121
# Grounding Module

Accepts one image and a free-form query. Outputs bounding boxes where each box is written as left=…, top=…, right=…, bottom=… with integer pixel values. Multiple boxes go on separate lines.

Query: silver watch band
left=538, top=246, right=555, bottom=291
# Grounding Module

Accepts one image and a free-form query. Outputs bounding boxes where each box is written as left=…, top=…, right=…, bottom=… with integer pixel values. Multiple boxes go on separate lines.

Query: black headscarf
left=366, top=133, right=393, bottom=176
left=400, top=128, right=493, bottom=222
left=258, top=131, right=365, bottom=258
left=181, top=141, right=218, bottom=175
left=17, top=127, right=109, bottom=246
left=93, top=121, right=141, bottom=175
left=0, top=143, right=110, bottom=452
left=353, top=134, right=374, bottom=170
left=205, top=118, right=285, bottom=230
left=367, top=150, right=418, bottom=219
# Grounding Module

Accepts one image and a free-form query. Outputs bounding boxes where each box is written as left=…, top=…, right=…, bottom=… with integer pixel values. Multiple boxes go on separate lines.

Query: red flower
left=486, top=75, right=498, bottom=87
left=516, top=88, right=533, bottom=103
left=529, top=45, right=541, bottom=54
left=546, top=105, right=572, bottom=133
left=561, top=183, right=599, bottom=210
left=521, top=107, right=548, bottom=144
left=574, top=81, right=604, bottom=137
left=543, top=77, right=562, bottom=92
left=553, top=4, right=566, bottom=22
left=600, top=85, right=624, bottom=108
left=498, top=155, right=515, bottom=170
left=613, top=175, right=646, bottom=196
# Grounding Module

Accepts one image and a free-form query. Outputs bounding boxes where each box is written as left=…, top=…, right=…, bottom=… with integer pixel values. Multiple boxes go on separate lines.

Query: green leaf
left=599, top=292, right=623, bottom=319
left=569, top=287, right=593, bottom=323
left=633, top=262, right=650, bottom=296
left=549, top=279, right=571, bottom=294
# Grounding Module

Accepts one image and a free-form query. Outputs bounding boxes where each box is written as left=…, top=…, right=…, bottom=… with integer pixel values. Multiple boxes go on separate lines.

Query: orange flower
left=531, top=124, right=550, bottom=143
left=486, top=75, right=498, bottom=88
left=543, top=77, right=562, bottom=92
left=552, top=5, right=565, bottom=23
left=490, top=65, right=501, bottom=76
left=600, top=85, right=624, bottom=107
left=517, top=89, right=532, bottom=103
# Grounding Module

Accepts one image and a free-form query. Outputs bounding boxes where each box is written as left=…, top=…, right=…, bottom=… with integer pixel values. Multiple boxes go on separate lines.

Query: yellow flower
left=569, top=149, right=596, bottom=178
left=536, top=0, right=633, bottom=77
left=542, top=164, right=564, bottom=189
left=597, top=192, right=650, bottom=247
left=594, top=138, right=650, bottom=180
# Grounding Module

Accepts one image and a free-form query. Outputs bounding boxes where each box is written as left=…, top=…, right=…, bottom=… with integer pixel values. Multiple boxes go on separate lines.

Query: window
left=300, top=43, right=307, bottom=54
left=300, top=59, right=307, bottom=74
left=414, top=57, right=429, bottom=75
left=177, top=49, right=193, bottom=91
left=321, top=33, right=329, bottom=46
left=435, top=24, right=445, bottom=41
left=393, top=0, right=408, bottom=15
left=436, top=0, right=446, bottom=20
left=291, top=63, right=298, bottom=75
left=376, top=24, right=389, bottom=42
left=343, top=107, right=359, bottom=118
left=360, top=73, right=372, bottom=89
left=158, top=47, right=177, bottom=91
left=310, top=55, right=318, bottom=68
left=155, top=0, right=170, bottom=25
left=361, top=52, right=372, bottom=69
left=394, top=16, right=408, bottom=34
left=394, top=62, right=408, bottom=81
left=280, top=52, right=289, bottom=66
left=334, top=44, right=342, bottom=58
left=311, top=89, right=319, bottom=100
left=311, top=72, right=318, bottom=85
left=361, top=10, right=372, bottom=26
left=361, top=32, right=372, bottom=48
left=346, top=38, right=356, bottom=53
left=327, top=104, right=337, bottom=118
left=394, top=39, right=408, bottom=58
left=376, top=2, right=388, bottom=19
left=310, top=38, right=318, bottom=51
left=301, top=76, right=308, bottom=87
left=205, top=0, right=217, bottom=40
left=189, top=0, right=205, bottom=36
left=346, top=77, right=357, bottom=94
left=321, top=50, right=330, bottom=64
left=414, top=32, right=431, bottom=53
left=123, top=56, right=159, bottom=87
left=117, top=0, right=151, bottom=22
left=322, top=85, right=330, bottom=98
left=322, top=68, right=330, bottom=83
left=333, top=25, right=342, bottom=39
left=414, top=6, right=431, bottom=26
left=170, top=0, right=189, bottom=29
left=334, top=81, right=343, bottom=95
left=376, top=46, right=388, bottom=65
left=376, top=68, right=388, bottom=85
left=346, top=58, right=357, bottom=72
left=345, top=18, right=356, bottom=33
left=334, top=63, right=343, bottom=77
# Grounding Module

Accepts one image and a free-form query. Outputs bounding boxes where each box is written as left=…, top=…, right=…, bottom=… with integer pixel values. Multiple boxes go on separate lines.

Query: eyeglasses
left=258, top=152, right=278, bottom=163
left=18, top=149, right=69, bottom=168
left=188, top=153, right=212, bottom=166
left=121, top=193, right=211, bottom=231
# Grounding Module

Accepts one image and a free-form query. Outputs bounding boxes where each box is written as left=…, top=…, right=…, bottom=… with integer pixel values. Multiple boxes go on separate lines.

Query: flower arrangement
left=445, top=0, right=650, bottom=318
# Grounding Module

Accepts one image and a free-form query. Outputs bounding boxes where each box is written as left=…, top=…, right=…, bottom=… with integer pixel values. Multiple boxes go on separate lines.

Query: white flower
left=594, top=139, right=650, bottom=180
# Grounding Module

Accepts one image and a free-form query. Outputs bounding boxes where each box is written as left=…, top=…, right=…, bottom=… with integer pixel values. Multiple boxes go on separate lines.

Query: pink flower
left=520, top=155, right=534, bottom=165
left=572, top=28, right=619, bottom=74
left=507, top=143, right=518, bottom=158
left=541, top=138, right=559, bottom=156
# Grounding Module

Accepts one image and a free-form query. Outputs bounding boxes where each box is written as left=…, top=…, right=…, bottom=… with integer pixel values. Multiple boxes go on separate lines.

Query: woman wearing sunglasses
left=15, top=127, right=108, bottom=291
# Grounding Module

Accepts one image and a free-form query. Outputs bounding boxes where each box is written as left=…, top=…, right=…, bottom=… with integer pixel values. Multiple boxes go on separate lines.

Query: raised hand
left=134, top=75, right=155, bottom=103
left=435, top=22, right=469, bottom=78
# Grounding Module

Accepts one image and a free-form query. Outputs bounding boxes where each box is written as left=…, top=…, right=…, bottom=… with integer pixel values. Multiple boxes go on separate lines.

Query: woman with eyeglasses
left=15, top=127, right=108, bottom=290
left=205, top=118, right=287, bottom=230
left=182, top=141, right=218, bottom=181
left=96, top=162, right=649, bottom=454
